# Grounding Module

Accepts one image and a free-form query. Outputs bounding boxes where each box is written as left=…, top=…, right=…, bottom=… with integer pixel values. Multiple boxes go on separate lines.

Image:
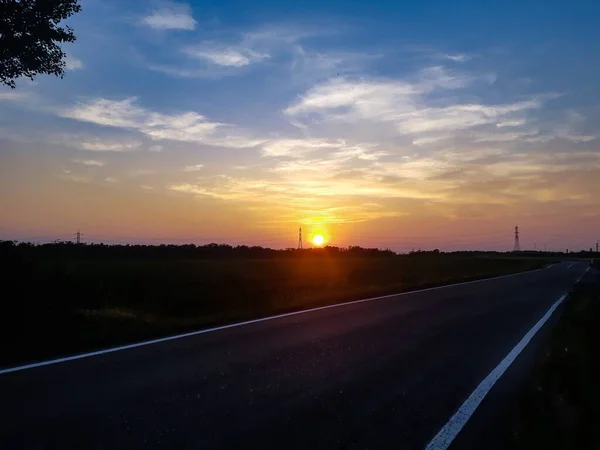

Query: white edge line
left=425, top=264, right=590, bottom=450
left=425, top=292, right=568, bottom=450
left=576, top=266, right=591, bottom=284
left=0, top=264, right=555, bottom=376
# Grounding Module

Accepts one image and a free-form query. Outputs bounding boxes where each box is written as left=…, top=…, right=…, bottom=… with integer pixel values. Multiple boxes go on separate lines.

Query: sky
left=1, top=0, right=599, bottom=252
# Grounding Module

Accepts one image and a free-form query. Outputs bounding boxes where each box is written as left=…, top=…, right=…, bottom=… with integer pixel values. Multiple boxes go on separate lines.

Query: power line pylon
left=513, top=226, right=521, bottom=252
left=75, top=229, right=83, bottom=244
left=297, top=227, right=303, bottom=249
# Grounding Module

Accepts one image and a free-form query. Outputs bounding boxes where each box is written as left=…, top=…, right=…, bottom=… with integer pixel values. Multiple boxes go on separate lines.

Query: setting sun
left=312, top=234, right=325, bottom=246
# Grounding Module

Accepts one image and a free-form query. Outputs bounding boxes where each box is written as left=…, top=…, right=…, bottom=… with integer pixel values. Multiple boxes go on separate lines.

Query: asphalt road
left=0, top=261, right=589, bottom=449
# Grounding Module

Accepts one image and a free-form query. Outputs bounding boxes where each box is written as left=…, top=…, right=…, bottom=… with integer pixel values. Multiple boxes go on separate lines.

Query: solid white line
left=567, top=263, right=575, bottom=269
left=0, top=265, right=553, bottom=376
left=425, top=292, right=568, bottom=450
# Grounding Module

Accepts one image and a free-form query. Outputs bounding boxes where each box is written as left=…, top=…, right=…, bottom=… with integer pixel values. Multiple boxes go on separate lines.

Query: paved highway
left=0, top=261, right=590, bottom=449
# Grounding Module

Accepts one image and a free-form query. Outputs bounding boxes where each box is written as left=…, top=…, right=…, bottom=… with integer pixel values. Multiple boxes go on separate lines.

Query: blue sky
left=0, top=0, right=599, bottom=251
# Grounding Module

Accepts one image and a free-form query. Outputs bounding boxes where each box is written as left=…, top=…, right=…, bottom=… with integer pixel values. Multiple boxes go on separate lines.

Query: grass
left=0, top=252, right=548, bottom=367
left=500, top=268, right=600, bottom=449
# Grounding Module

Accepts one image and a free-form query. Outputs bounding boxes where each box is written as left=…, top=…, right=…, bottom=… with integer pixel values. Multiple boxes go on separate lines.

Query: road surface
left=0, top=261, right=590, bottom=449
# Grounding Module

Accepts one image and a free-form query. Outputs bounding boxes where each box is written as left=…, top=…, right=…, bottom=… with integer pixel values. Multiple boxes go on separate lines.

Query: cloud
left=289, top=46, right=381, bottom=86
left=442, top=53, right=471, bottom=62
left=0, top=91, right=29, bottom=101
left=59, top=97, right=264, bottom=148
left=260, top=139, right=346, bottom=157
left=65, top=56, right=84, bottom=71
left=60, top=172, right=91, bottom=184
left=284, top=67, right=559, bottom=142
left=183, top=164, right=204, bottom=172
left=72, top=159, right=105, bottom=166
left=149, top=145, right=163, bottom=152
left=394, top=101, right=542, bottom=135
left=284, top=66, right=473, bottom=119
left=496, top=119, right=527, bottom=128
left=141, top=2, right=196, bottom=30
left=154, top=24, right=324, bottom=78
left=54, top=134, right=143, bottom=152
left=183, top=46, right=269, bottom=67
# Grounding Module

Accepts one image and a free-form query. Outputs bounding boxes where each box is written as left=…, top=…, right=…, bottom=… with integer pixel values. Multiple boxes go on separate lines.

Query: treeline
left=0, top=240, right=396, bottom=260
left=1, top=240, right=597, bottom=261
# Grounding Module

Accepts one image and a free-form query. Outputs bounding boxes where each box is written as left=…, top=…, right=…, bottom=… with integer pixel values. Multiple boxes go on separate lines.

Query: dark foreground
left=0, top=262, right=589, bottom=449
left=0, top=244, right=547, bottom=366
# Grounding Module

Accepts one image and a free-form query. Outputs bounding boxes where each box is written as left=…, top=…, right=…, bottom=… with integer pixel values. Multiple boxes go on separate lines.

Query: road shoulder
left=459, top=266, right=600, bottom=449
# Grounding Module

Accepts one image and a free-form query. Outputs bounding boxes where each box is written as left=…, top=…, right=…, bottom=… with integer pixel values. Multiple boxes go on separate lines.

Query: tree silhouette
left=0, top=0, right=81, bottom=88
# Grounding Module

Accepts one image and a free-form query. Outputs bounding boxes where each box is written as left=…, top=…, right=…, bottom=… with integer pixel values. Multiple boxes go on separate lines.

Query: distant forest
left=1, top=240, right=597, bottom=260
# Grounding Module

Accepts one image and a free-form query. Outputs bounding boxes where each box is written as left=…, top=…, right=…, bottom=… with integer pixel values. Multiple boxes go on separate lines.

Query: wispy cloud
left=72, top=159, right=105, bottom=166
left=65, top=55, right=84, bottom=71
left=284, top=67, right=562, bottom=145
left=441, top=53, right=471, bottom=62
left=154, top=24, right=324, bottom=78
left=0, top=91, right=29, bottom=101
left=183, top=164, right=204, bottom=172
left=284, top=66, right=473, bottom=119
left=149, top=145, right=163, bottom=152
left=183, top=46, right=269, bottom=67
left=59, top=97, right=264, bottom=148
left=260, top=138, right=346, bottom=157
left=54, top=134, right=143, bottom=152
left=60, top=172, right=91, bottom=184
left=141, top=2, right=196, bottom=30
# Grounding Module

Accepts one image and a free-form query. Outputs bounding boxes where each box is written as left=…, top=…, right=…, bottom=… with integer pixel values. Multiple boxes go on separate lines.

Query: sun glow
left=312, top=234, right=325, bottom=246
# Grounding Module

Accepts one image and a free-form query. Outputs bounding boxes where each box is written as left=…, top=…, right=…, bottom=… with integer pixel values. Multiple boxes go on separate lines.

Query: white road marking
left=425, top=292, right=568, bottom=450
left=567, top=262, right=575, bottom=269
left=0, top=265, right=555, bottom=376
left=425, top=264, right=589, bottom=450
left=576, top=266, right=590, bottom=284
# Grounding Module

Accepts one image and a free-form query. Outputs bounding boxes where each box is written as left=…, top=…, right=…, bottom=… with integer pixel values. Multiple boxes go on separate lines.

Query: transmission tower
left=75, top=229, right=83, bottom=244
left=513, top=226, right=521, bottom=252
left=297, top=227, right=303, bottom=249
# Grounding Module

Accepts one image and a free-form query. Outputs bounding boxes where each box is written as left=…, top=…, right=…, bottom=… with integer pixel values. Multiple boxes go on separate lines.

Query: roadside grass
left=1, top=254, right=547, bottom=366
left=502, top=267, right=600, bottom=449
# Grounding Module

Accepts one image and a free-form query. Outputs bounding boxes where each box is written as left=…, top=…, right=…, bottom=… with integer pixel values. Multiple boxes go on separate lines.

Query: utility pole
left=534, top=243, right=537, bottom=251
left=596, top=240, right=599, bottom=253
left=513, top=226, right=521, bottom=252
left=297, top=227, right=303, bottom=249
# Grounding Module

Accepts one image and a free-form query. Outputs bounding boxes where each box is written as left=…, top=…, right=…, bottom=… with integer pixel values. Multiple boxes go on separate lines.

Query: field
left=0, top=243, right=549, bottom=366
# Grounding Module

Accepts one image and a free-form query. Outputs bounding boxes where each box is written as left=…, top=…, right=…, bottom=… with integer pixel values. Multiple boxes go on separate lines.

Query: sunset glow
left=312, top=234, right=325, bottom=247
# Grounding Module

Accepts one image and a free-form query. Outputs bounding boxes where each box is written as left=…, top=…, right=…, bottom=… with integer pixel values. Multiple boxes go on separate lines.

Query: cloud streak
left=183, top=46, right=269, bottom=67
left=141, top=2, right=196, bottom=30
left=72, top=159, right=105, bottom=166
left=59, top=97, right=264, bottom=148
